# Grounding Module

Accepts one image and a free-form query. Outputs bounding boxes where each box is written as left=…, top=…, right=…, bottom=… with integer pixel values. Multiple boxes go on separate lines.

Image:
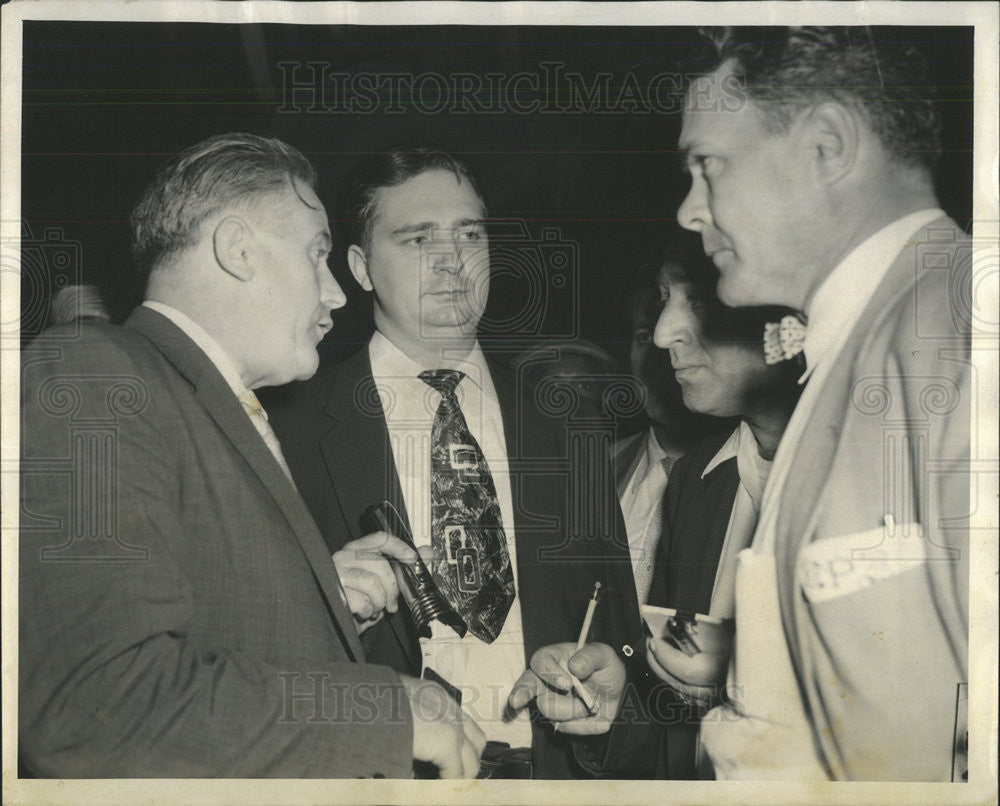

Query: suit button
left=622, top=644, right=634, bottom=657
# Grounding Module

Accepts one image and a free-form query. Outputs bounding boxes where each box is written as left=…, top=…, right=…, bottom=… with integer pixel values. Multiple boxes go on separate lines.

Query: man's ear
left=213, top=216, right=255, bottom=281
left=347, top=244, right=373, bottom=291
left=805, top=101, right=859, bottom=186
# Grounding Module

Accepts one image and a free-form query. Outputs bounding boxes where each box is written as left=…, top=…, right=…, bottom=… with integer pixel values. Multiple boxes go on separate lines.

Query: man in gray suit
left=19, top=132, right=484, bottom=778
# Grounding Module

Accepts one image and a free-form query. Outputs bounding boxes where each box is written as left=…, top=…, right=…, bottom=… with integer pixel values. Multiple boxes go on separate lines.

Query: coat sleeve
left=18, top=330, right=413, bottom=778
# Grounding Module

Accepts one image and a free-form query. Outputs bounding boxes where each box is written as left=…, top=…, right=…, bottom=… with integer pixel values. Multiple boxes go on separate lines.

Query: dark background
left=20, top=22, right=974, bottom=368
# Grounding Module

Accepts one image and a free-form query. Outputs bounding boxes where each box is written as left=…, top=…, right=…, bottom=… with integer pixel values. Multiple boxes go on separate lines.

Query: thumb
left=568, top=642, right=615, bottom=680
left=507, top=669, right=543, bottom=711
left=378, top=534, right=418, bottom=563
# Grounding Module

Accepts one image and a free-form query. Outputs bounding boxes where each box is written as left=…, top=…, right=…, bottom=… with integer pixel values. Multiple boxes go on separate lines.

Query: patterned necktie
left=419, top=369, right=515, bottom=643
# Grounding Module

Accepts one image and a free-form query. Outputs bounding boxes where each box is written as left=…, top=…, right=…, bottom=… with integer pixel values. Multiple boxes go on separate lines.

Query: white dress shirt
left=700, top=208, right=944, bottom=779
left=368, top=331, right=531, bottom=747
left=141, top=301, right=292, bottom=477
left=700, top=420, right=772, bottom=619
left=618, top=427, right=672, bottom=602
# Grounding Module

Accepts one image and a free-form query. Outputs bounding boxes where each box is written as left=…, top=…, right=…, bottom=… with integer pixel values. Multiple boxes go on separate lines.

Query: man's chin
left=298, top=356, right=321, bottom=381
left=421, top=313, right=482, bottom=334
left=281, top=352, right=321, bottom=386
left=717, top=272, right=756, bottom=308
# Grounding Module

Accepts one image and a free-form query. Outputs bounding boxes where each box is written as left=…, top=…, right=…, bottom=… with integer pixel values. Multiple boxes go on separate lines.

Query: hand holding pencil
left=506, top=582, right=628, bottom=735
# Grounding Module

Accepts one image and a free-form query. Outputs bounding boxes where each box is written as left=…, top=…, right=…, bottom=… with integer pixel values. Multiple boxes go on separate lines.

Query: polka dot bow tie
left=763, top=315, right=806, bottom=365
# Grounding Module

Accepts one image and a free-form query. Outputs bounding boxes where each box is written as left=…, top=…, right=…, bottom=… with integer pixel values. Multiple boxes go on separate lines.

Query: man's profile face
left=630, top=304, right=675, bottom=426
left=249, top=179, right=345, bottom=387
left=652, top=272, right=781, bottom=418
left=677, top=63, right=820, bottom=310
left=354, top=169, right=489, bottom=348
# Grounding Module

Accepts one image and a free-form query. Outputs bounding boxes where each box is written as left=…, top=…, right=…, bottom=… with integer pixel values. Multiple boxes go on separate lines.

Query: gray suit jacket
left=773, top=216, right=970, bottom=780
left=19, top=307, right=412, bottom=777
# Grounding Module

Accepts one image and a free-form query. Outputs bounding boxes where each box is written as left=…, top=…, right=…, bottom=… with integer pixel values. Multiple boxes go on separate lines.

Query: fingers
left=535, top=687, right=593, bottom=722
left=360, top=532, right=418, bottom=564
left=509, top=662, right=591, bottom=722
left=452, top=707, right=485, bottom=778
left=432, top=726, right=473, bottom=780
left=509, top=644, right=602, bottom=714
left=404, top=676, right=484, bottom=779
left=459, top=733, right=481, bottom=779
left=344, top=587, right=377, bottom=621
left=433, top=736, right=463, bottom=780
left=645, top=638, right=679, bottom=684
left=646, top=635, right=714, bottom=686
left=527, top=643, right=578, bottom=687
left=507, top=668, right=544, bottom=712
left=349, top=531, right=418, bottom=562
left=333, top=531, right=419, bottom=619
left=646, top=634, right=694, bottom=675
left=339, top=565, right=394, bottom=615
left=462, top=708, right=488, bottom=758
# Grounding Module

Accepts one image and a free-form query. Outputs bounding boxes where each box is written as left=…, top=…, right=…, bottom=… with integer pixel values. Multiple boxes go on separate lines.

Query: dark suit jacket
left=645, top=430, right=740, bottom=780
left=19, top=308, right=411, bottom=778
left=270, top=343, right=654, bottom=778
left=649, top=430, right=740, bottom=615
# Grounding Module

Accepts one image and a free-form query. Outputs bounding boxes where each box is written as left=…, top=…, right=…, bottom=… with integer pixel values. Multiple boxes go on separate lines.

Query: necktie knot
left=419, top=369, right=465, bottom=398
left=240, top=390, right=265, bottom=418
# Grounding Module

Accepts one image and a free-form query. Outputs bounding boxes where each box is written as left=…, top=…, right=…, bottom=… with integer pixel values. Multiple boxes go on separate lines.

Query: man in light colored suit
left=19, top=133, right=484, bottom=778
left=673, top=27, right=971, bottom=781
left=519, top=26, right=970, bottom=782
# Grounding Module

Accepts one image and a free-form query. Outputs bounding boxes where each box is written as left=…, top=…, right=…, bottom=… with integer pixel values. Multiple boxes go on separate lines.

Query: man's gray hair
left=130, top=132, right=317, bottom=281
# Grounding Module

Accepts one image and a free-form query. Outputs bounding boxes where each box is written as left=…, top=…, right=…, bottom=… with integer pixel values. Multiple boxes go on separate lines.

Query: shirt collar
left=368, top=329, right=497, bottom=402
left=800, top=208, right=943, bottom=382
left=142, top=300, right=249, bottom=400
left=702, top=423, right=742, bottom=478
left=703, top=421, right=772, bottom=505
left=643, top=426, right=668, bottom=469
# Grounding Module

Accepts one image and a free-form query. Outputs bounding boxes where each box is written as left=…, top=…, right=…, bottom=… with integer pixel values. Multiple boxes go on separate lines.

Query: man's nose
left=430, top=238, right=464, bottom=274
left=677, top=179, right=710, bottom=233
left=652, top=299, right=691, bottom=349
left=320, top=268, right=347, bottom=310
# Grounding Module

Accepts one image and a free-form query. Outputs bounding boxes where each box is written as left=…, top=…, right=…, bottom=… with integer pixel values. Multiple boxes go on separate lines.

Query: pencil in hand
left=558, top=581, right=602, bottom=720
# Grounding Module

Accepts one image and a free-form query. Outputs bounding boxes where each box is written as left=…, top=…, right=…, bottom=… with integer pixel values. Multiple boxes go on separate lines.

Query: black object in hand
left=361, top=502, right=467, bottom=639
left=665, top=613, right=701, bottom=657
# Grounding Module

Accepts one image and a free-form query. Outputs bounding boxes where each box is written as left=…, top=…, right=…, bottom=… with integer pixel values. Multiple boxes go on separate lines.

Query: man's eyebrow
left=391, top=218, right=484, bottom=237
left=390, top=221, right=435, bottom=237
left=676, top=147, right=696, bottom=173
